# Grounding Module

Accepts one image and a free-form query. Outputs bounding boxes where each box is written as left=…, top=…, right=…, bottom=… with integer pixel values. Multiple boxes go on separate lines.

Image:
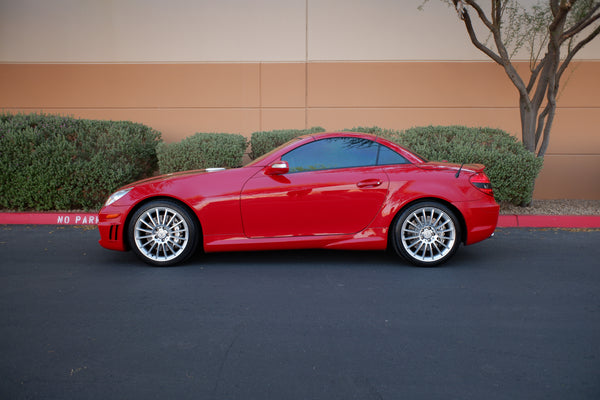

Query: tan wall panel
left=308, top=62, right=600, bottom=109
left=10, top=108, right=260, bottom=142
left=260, top=109, right=307, bottom=131
left=558, top=61, right=600, bottom=108
left=0, top=64, right=260, bottom=108
left=534, top=155, right=600, bottom=199
left=308, top=62, right=517, bottom=108
left=547, top=108, right=600, bottom=154
left=261, top=63, right=306, bottom=107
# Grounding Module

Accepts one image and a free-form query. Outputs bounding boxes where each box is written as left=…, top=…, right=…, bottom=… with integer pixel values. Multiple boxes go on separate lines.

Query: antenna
left=455, top=163, right=464, bottom=178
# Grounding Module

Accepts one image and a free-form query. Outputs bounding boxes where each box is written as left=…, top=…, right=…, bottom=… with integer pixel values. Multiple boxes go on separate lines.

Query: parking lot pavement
left=1, top=225, right=599, bottom=400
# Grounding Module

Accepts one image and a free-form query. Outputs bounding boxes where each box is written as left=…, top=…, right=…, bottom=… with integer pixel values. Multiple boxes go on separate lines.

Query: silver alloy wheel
left=399, top=206, right=456, bottom=263
left=133, top=206, right=190, bottom=263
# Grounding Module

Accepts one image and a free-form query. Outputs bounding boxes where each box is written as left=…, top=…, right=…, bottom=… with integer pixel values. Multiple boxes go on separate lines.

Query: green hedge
left=0, top=113, right=161, bottom=211
left=157, top=132, right=247, bottom=174
left=349, top=126, right=543, bottom=205
left=249, top=127, right=325, bottom=159
left=0, top=114, right=544, bottom=210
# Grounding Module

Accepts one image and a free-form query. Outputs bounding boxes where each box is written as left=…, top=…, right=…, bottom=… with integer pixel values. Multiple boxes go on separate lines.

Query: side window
left=377, top=145, right=409, bottom=165
left=282, top=137, right=378, bottom=172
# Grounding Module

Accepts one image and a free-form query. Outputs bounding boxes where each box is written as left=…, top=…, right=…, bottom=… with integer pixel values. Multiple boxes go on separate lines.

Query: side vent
left=109, top=225, right=120, bottom=241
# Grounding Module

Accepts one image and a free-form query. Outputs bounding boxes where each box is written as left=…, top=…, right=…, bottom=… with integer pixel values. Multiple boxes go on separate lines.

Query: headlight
left=105, top=188, right=132, bottom=206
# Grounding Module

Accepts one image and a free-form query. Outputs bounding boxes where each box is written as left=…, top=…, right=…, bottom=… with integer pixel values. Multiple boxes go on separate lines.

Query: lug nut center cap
left=422, top=228, right=434, bottom=240
left=156, top=227, right=168, bottom=240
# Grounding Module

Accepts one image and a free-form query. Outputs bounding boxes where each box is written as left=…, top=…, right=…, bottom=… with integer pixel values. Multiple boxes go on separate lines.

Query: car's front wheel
left=392, top=202, right=461, bottom=267
left=128, top=200, right=199, bottom=266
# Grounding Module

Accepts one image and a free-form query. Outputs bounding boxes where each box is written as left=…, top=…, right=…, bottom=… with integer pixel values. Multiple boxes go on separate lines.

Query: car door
left=240, top=137, right=390, bottom=238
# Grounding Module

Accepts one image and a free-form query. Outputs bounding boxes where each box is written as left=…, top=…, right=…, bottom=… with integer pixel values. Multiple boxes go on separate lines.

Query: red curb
left=1, top=213, right=599, bottom=228
left=512, top=215, right=600, bottom=228
left=0, top=212, right=98, bottom=225
left=497, top=215, right=518, bottom=227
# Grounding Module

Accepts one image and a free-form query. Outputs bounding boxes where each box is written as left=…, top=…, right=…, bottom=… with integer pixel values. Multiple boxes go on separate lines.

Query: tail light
left=470, top=173, right=494, bottom=197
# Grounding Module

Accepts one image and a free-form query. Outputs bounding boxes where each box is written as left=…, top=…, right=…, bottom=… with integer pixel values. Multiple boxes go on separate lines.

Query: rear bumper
left=456, top=199, right=500, bottom=245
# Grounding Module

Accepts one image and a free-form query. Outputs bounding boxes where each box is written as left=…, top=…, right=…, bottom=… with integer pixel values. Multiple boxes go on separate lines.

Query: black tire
left=127, top=200, right=199, bottom=266
left=392, top=201, right=461, bottom=267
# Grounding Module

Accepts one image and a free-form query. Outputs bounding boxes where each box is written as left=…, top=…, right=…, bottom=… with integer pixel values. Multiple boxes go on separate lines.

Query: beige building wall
left=1, top=0, right=599, bottom=199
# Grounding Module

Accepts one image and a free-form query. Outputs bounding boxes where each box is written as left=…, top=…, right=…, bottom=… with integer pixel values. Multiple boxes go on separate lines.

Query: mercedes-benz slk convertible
left=98, top=132, right=499, bottom=267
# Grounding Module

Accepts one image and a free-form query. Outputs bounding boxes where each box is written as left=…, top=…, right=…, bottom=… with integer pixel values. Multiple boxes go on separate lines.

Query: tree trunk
left=519, top=97, right=538, bottom=154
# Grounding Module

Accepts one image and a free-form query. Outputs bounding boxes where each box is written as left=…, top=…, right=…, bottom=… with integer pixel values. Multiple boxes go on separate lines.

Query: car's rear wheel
left=128, top=200, right=198, bottom=266
left=392, top=202, right=461, bottom=267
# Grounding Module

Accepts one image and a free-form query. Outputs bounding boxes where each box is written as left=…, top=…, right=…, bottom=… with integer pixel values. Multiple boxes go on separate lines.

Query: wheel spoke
left=431, top=241, right=442, bottom=255
left=146, top=241, right=157, bottom=253
left=425, top=243, right=433, bottom=259
left=434, top=238, right=450, bottom=249
left=145, top=212, right=157, bottom=227
left=407, top=219, right=419, bottom=229
left=404, top=235, right=420, bottom=241
left=140, top=218, right=154, bottom=230
left=165, top=241, right=176, bottom=254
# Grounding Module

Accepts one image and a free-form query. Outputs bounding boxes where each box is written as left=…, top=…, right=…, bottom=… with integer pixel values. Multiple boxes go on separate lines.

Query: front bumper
left=97, top=206, right=129, bottom=251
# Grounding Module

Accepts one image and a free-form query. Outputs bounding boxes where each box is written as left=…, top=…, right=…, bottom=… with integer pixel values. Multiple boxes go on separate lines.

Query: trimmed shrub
left=348, top=125, right=543, bottom=205
left=344, top=126, right=399, bottom=138
left=157, top=132, right=247, bottom=174
left=0, top=113, right=161, bottom=211
left=249, top=127, right=325, bottom=159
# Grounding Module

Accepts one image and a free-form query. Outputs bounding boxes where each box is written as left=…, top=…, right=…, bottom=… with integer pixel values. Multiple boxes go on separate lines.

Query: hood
left=121, top=168, right=228, bottom=188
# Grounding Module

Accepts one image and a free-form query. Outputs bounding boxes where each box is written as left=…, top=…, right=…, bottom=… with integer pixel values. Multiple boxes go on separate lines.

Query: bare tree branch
left=530, top=58, right=554, bottom=112
left=534, top=102, right=552, bottom=145
left=558, top=23, right=600, bottom=81
left=527, top=58, right=547, bottom=93
left=550, top=0, right=561, bottom=17
left=455, top=7, right=504, bottom=64
left=561, top=7, right=600, bottom=43
left=549, top=2, right=572, bottom=32
left=537, top=97, right=556, bottom=157
left=456, top=0, right=531, bottom=98
left=460, top=0, right=496, bottom=30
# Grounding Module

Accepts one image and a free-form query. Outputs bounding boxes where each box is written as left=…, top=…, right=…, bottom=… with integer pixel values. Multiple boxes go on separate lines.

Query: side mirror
left=265, top=160, right=289, bottom=175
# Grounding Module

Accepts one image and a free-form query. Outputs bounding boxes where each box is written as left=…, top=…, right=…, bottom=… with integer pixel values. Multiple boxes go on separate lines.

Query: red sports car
left=98, top=132, right=499, bottom=267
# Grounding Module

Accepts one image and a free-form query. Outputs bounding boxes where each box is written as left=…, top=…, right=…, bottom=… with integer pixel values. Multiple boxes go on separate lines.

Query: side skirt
left=202, top=228, right=389, bottom=253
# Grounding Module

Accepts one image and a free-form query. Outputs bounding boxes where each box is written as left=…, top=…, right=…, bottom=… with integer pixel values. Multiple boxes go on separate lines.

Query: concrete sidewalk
left=1, top=212, right=600, bottom=228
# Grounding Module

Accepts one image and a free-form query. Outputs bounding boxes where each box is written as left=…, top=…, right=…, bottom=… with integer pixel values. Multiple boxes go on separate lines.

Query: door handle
left=356, top=179, right=383, bottom=188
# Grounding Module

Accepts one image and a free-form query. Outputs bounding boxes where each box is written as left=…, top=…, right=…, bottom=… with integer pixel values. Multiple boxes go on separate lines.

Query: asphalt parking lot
left=1, top=225, right=599, bottom=400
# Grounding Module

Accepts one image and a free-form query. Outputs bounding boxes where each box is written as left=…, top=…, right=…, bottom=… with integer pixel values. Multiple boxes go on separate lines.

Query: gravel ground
left=499, top=199, right=600, bottom=215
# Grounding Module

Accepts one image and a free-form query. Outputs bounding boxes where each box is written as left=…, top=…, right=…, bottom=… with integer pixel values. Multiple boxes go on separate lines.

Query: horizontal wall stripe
left=3, top=62, right=598, bottom=109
